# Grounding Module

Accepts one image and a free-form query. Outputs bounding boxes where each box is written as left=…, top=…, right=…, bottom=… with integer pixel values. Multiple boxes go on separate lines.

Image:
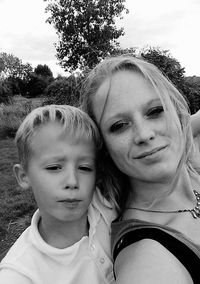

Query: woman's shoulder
left=114, top=238, right=193, bottom=284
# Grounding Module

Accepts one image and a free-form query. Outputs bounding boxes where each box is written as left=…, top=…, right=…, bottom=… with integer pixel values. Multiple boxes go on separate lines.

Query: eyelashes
left=78, top=166, right=94, bottom=172
left=46, top=165, right=62, bottom=171
left=45, top=165, right=94, bottom=172
left=110, top=121, right=129, bottom=133
left=109, top=106, right=164, bottom=133
left=147, top=106, right=164, bottom=117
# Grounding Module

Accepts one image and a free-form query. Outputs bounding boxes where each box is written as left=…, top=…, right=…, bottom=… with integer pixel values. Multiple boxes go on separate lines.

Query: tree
left=0, top=52, right=33, bottom=97
left=34, top=64, right=53, bottom=78
left=26, top=73, right=51, bottom=98
left=24, top=64, right=54, bottom=98
left=139, top=47, right=200, bottom=113
left=140, top=47, right=186, bottom=93
left=112, top=46, right=200, bottom=113
left=0, top=52, right=32, bottom=80
left=43, top=74, right=83, bottom=106
left=184, top=76, right=200, bottom=113
left=0, top=79, right=12, bottom=104
left=44, top=0, right=128, bottom=72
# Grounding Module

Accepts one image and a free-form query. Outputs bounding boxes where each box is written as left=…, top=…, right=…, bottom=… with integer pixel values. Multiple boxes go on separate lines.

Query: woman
left=81, top=56, right=200, bottom=284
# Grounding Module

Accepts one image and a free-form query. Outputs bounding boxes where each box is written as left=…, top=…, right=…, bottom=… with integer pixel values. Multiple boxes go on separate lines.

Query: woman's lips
left=134, top=145, right=167, bottom=159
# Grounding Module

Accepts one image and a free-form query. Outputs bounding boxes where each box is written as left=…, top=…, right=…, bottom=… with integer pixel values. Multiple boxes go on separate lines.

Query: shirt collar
left=88, top=188, right=116, bottom=229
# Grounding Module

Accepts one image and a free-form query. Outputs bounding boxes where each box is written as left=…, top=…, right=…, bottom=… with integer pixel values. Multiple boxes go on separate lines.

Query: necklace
left=126, top=190, right=200, bottom=219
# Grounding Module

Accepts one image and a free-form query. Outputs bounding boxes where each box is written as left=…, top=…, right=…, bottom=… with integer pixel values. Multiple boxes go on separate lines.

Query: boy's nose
left=64, top=168, right=79, bottom=189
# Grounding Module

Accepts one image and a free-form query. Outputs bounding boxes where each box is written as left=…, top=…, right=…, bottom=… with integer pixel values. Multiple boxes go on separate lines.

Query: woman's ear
left=13, top=164, right=30, bottom=190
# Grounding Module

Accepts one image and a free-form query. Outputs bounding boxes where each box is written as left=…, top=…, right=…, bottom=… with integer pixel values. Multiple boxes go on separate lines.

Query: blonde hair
left=81, top=55, right=196, bottom=214
left=15, top=104, right=102, bottom=170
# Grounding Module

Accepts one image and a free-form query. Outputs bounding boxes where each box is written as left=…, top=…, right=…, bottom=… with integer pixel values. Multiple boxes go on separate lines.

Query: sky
left=0, top=0, right=200, bottom=77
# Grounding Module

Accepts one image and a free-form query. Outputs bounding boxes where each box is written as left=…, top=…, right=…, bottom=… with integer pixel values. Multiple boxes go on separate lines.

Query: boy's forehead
left=29, top=129, right=96, bottom=163
left=30, top=120, right=95, bottom=149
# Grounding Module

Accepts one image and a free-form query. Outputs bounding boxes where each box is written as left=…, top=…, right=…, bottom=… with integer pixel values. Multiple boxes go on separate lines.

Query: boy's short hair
left=15, top=104, right=102, bottom=170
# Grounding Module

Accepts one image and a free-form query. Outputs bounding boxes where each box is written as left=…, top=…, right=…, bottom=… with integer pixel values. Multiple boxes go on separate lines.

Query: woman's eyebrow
left=102, top=98, right=163, bottom=127
left=148, top=98, right=162, bottom=104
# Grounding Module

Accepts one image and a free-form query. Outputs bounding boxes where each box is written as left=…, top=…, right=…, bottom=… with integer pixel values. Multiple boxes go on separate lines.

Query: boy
left=0, top=105, right=115, bottom=284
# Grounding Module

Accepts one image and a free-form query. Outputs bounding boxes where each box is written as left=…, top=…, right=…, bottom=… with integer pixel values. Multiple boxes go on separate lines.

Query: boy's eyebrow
left=42, top=155, right=96, bottom=163
left=78, top=156, right=96, bottom=162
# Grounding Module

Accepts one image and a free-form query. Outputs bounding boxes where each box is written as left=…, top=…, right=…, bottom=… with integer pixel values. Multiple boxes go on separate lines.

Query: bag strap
left=113, top=227, right=200, bottom=283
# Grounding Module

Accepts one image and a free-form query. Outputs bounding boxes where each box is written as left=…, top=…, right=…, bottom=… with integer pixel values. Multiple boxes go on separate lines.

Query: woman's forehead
left=92, top=76, right=111, bottom=124
left=93, top=70, right=161, bottom=123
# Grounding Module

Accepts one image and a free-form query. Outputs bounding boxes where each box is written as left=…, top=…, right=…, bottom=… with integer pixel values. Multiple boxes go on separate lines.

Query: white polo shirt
left=0, top=189, right=116, bottom=284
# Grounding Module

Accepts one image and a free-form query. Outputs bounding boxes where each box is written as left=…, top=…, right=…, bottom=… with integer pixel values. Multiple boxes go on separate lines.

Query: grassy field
left=0, top=138, right=37, bottom=253
left=0, top=96, right=41, bottom=254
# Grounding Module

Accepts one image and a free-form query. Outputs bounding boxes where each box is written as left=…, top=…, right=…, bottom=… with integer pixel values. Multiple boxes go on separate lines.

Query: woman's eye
left=46, top=165, right=62, bottom=171
left=147, top=106, right=164, bottom=118
left=110, top=121, right=129, bottom=133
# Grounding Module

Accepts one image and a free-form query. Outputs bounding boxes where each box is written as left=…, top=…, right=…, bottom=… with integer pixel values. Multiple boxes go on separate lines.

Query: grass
left=0, top=97, right=41, bottom=253
left=0, top=138, right=37, bottom=253
left=0, top=96, right=43, bottom=139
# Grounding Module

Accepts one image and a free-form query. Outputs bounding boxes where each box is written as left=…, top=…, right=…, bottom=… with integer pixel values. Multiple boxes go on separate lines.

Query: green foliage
left=2, top=191, right=36, bottom=222
left=26, top=73, right=51, bottom=98
left=139, top=47, right=200, bottom=113
left=44, top=0, right=129, bottom=72
left=0, top=52, right=33, bottom=97
left=111, top=46, right=200, bottom=113
left=141, top=47, right=186, bottom=92
left=111, top=46, right=137, bottom=56
left=0, top=138, right=37, bottom=251
left=184, top=76, right=200, bottom=113
left=0, top=97, right=42, bottom=138
left=25, top=65, right=54, bottom=98
left=0, top=79, right=12, bottom=104
left=34, top=64, right=53, bottom=78
left=43, top=74, right=83, bottom=106
left=0, top=52, right=33, bottom=80
left=185, top=76, right=200, bottom=88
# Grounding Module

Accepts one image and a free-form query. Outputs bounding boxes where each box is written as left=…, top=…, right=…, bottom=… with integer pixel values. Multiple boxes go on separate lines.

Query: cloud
left=118, top=0, right=200, bottom=75
left=0, top=0, right=200, bottom=76
left=1, top=32, right=57, bottom=61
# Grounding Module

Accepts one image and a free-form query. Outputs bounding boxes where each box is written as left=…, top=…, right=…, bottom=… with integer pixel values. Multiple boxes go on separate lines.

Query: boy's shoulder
left=0, top=211, right=40, bottom=267
left=0, top=225, right=32, bottom=267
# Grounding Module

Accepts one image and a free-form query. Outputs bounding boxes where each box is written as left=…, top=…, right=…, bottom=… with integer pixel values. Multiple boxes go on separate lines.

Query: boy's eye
left=79, top=165, right=94, bottom=172
left=110, top=121, right=129, bottom=133
left=147, top=106, right=164, bottom=118
left=46, top=165, right=62, bottom=171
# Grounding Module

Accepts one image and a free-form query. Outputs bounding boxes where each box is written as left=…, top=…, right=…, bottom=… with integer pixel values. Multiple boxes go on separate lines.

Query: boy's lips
left=58, top=199, right=82, bottom=207
left=134, top=145, right=168, bottom=159
left=59, top=198, right=81, bottom=203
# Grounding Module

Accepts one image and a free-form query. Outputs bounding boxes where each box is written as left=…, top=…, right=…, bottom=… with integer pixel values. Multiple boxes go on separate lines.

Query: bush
left=0, top=98, right=33, bottom=138
left=26, top=73, right=53, bottom=98
left=0, top=80, right=12, bottom=104
left=43, top=75, right=83, bottom=106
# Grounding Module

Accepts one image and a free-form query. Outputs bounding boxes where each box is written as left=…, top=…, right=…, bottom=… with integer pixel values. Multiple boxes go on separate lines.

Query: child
left=0, top=105, right=115, bottom=284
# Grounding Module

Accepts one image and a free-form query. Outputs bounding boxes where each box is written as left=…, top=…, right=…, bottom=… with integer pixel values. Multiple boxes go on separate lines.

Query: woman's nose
left=133, top=121, right=155, bottom=145
left=64, top=168, right=79, bottom=190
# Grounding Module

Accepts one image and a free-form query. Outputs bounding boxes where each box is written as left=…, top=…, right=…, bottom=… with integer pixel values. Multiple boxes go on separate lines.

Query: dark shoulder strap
left=0, top=248, right=9, bottom=261
left=113, top=228, right=200, bottom=284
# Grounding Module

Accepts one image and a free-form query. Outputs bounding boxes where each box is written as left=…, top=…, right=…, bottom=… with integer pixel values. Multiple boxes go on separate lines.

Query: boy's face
left=24, top=121, right=96, bottom=227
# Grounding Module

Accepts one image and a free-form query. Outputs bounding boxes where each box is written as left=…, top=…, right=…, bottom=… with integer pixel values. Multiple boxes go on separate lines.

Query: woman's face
left=92, top=70, right=184, bottom=184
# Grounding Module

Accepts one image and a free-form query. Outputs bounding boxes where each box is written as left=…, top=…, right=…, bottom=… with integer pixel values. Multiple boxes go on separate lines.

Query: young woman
left=81, top=56, right=200, bottom=284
